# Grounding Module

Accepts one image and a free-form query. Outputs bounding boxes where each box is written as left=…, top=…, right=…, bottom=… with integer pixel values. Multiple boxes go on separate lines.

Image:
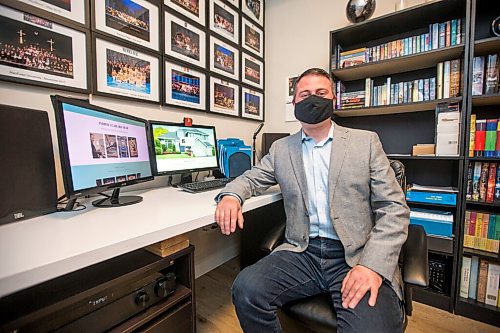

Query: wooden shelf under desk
left=332, top=44, right=464, bottom=82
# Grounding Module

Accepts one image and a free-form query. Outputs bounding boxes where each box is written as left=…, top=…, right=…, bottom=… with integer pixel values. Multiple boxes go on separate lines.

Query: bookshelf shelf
left=467, top=156, right=500, bottom=161
left=333, top=97, right=462, bottom=117
left=474, top=36, right=500, bottom=55
left=413, top=286, right=452, bottom=311
left=471, top=93, right=500, bottom=106
left=456, top=297, right=500, bottom=326
left=463, top=247, right=500, bottom=260
left=465, top=200, right=500, bottom=208
left=407, top=200, right=457, bottom=209
left=332, top=44, right=465, bottom=82
left=387, top=155, right=463, bottom=160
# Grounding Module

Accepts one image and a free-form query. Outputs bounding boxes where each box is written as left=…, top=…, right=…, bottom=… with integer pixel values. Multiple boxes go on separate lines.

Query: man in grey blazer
left=214, top=68, right=409, bottom=332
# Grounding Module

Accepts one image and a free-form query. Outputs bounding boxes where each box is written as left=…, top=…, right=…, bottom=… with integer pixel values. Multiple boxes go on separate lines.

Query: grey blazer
left=221, top=123, right=410, bottom=298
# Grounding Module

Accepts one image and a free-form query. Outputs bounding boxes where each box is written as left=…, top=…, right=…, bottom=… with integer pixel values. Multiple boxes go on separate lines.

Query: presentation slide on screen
left=62, top=103, right=152, bottom=191
left=152, top=124, right=218, bottom=173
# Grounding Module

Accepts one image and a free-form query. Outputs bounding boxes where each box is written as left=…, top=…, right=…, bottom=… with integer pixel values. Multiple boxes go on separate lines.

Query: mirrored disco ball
left=346, top=0, right=376, bottom=23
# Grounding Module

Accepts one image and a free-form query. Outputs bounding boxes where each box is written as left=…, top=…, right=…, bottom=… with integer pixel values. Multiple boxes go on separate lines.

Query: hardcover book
left=449, top=59, right=461, bottom=97
left=472, top=56, right=485, bottom=95
left=479, top=162, right=489, bottom=202
left=477, top=259, right=489, bottom=303
left=485, top=54, right=499, bottom=95
left=460, top=256, right=472, bottom=298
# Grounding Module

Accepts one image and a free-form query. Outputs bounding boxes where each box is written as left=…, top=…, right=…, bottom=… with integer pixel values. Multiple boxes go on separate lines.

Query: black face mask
left=294, top=95, right=334, bottom=124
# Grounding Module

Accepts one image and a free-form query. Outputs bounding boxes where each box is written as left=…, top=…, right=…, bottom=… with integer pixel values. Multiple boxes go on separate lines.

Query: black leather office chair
left=252, top=160, right=429, bottom=332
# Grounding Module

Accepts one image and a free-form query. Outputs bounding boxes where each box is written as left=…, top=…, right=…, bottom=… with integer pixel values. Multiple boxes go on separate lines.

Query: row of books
left=468, top=116, right=500, bottom=157
left=436, top=107, right=460, bottom=156
left=466, top=162, right=500, bottom=203
left=436, top=59, right=462, bottom=99
left=339, top=90, right=365, bottom=109
left=472, top=54, right=499, bottom=96
left=460, top=257, right=500, bottom=307
left=334, top=18, right=463, bottom=69
left=463, top=210, right=500, bottom=254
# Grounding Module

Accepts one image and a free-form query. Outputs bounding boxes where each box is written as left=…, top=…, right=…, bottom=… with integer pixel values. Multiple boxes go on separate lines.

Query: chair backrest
left=389, top=159, right=406, bottom=192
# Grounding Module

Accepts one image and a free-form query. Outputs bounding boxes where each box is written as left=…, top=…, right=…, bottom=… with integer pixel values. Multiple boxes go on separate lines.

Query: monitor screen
left=53, top=96, right=153, bottom=199
left=150, top=121, right=218, bottom=175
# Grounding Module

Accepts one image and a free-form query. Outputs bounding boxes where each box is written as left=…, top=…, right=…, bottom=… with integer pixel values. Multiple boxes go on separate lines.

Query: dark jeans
left=232, top=237, right=403, bottom=333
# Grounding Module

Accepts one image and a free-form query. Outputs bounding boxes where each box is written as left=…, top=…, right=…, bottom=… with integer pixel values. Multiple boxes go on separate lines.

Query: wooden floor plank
left=196, top=257, right=499, bottom=333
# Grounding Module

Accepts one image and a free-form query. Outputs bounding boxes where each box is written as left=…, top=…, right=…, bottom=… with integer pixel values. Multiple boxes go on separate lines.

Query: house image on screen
left=157, top=128, right=214, bottom=157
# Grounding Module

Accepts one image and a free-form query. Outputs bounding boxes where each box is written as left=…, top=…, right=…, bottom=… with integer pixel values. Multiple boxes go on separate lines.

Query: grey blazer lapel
left=288, top=132, right=310, bottom=213
left=328, top=124, right=349, bottom=204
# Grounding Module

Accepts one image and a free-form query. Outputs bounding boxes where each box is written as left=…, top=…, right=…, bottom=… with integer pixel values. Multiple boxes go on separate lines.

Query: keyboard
left=178, top=178, right=233, bottom=193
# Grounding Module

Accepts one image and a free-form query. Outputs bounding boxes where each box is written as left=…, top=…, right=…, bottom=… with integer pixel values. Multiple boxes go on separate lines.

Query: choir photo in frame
left=241, top=52, right=263, bottom=89
left=241, top=86, right=263, bottom=121
left=16, top=0, right=87, bottom=25
left=164, top=0, right=205, bottom=26
left=210, top=36, right=239, bottom=81
left=94, top=0, right=160, bottom=51
left=242, top=16, right=263, bottom=58
left=242, top=0, right=263, bottom=27
left=210, top=76, right=239, bottom=116
left=209, top=0, right=238, bottom=45
left=0, top=4, right=89, bottom=92
left=94, top=36, right=160, bottom=102
left=165, top=60, right=206, bottom=110
left=165, top=11, right=206, bottom=68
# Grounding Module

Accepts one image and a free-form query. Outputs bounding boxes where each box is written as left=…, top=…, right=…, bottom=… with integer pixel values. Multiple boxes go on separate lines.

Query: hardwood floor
left=195, top=257, right=499, bottom=333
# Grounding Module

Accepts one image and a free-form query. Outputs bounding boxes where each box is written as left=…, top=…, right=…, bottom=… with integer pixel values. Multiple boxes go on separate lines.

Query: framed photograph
left=94, top=36, right=160, bottom=103
left=165, top=60, right=206, bottom=110
left=241, top=16, right=263, bottom=58
left=0, top=4, right=89, bottom=92
left=241, top=52, right=263, bottom=89
left=241, top=86, right=263, bottom=121
left=93, top=0, right=160, bottom=52
left=209, top=0, right=238, bottom=45
left=13, top=0, right=88, bottom=26
left=165, top=11, right=205, bottom=68
left=242, top=0, right=263, bottom=27
left=164, top=0, right=205, bottom=27
left=224, top=0, right=239, bottom=8
left=209, top=76, right=239, bottom=116
left=210, top=36, right=239, bottom=80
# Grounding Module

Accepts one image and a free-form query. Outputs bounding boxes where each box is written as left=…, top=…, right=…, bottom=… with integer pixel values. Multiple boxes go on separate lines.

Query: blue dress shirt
left=302, top=122, right=339, bottom=240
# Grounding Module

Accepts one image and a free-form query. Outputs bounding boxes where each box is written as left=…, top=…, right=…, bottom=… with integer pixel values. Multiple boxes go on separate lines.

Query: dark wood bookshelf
left=412, top=286, right=452, bottom=312
left=465, top=200, right=500, bottom=208
left=387, top=155, right=463, bottom=160
left=332, top=44, right=464, bottom=81
left=455, top=297, right=500, bottom=327
left=463, top=247, right=500, bottom=260
left=333, top=97, right=462, bottom=117
left=474, top=36, right=500, bottom=54
left=467, top=156, right=500, bottom=161
left=471, top=93, right=500, bottom=106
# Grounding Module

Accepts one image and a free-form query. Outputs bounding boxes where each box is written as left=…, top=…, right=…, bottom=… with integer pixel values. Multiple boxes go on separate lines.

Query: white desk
left=0, top=186, right=282, bottom=298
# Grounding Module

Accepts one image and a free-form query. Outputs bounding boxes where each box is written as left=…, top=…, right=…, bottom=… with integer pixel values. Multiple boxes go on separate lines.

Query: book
left=486, top=163, right=497, bottom=203
left=430, top=77, right=436, bottom=100
left=469, top=114, right=476, bottom=157
left=460, top=256, right=472, bottom=298
left=495, top=164, right=500, bottom=203
left=457, top=18, right=462, bottom=44
left=485, top=263, right=500, bottom=306
left=439, top=22, right=446, bottom=48
left=437, top=62, right=444, bottom=99
left=469, top=256, right=479, bottom=300
left=496, top=120, right=500, bottom=157
left=445, top=20, right=451, bottom=47
left=472, top=162, right=482, bottom=201
left=451, top=19, right=457, bottom=46
left=475, top=119, right=487, bottom=157
left=479, top=162, right=489, bottom=202
left=472, top=56, right=485, bottom=95
left=485, top=119, right=498, bottom=157
left=424, top=78, right=430, bottom=101
left=364, top=78, right=371, bottom=107
left=477, top=259, right=489, bottom=303
left=466, top=162, right=474, bottom=200
left=485, top=54, right=499, bottom=94
left=449, top=59, right=461, bottom=97
left=443, top=61, right=451, bottom=99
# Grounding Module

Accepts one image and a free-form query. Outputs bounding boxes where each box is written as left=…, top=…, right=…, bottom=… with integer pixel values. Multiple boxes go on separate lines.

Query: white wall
left=264, top=0, right=427, bottom=135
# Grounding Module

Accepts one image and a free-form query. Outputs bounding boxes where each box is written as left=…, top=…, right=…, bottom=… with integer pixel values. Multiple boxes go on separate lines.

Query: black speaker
left=0, top=105, right=58, bottom=225
left=261, top=133, right=289, bottom=156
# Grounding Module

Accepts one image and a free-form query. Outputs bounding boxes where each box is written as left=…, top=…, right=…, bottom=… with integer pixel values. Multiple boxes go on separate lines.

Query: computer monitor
left=52, top=95, right=154, bottom=208
left=149, top=121, right=219, bottom=177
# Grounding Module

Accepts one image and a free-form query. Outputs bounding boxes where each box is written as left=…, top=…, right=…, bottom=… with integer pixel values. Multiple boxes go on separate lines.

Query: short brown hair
left=292, top=68, right=334, bottom=102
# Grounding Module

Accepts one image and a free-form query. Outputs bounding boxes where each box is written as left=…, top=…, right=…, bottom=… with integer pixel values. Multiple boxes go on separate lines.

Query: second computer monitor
left=150, top=121, right=219, bottom=175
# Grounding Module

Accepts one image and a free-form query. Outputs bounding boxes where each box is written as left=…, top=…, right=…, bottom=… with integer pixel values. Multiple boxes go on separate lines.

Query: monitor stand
left=173, top=173, right=193, bottom=187
left=92, top=188, right=143, bottom=208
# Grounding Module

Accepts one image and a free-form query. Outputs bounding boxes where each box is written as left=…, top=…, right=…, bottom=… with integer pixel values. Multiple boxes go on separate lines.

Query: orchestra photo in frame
left=241, top=86, right=263, bottom=121
left=210, top=36, right=239, bottom=81
left=165, top=60, right=206, bottom=110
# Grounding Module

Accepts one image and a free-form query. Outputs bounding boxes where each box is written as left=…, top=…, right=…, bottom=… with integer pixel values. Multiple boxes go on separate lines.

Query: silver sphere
left=346, top=0, right=376, bottom=23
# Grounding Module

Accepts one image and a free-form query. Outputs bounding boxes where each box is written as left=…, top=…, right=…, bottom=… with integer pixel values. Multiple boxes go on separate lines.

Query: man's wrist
left=215, top=192, right=243, bottom=204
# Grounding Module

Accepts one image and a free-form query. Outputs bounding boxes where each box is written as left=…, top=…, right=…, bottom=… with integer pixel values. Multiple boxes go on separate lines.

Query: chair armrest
left=258, top=220, right=286, bottom=255
left=402, top=224, right=429, bottom=287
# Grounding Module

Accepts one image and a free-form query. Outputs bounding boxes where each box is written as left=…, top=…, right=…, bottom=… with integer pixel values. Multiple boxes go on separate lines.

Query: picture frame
left=11, top=0, right=88, bottom=26
left=93, top=0, right=160, bottom=52
left=164, top=0, right=206, bottom=27
left=209, top=0, right=239, bottom=45
left=209, top=76, right=239, bottom=117
left=0, top=4, right=90, bottom=93
left=165, top=11, right=206, bottom=69
left=241, top=0, right=263, bottom=27
left=93, top=35, right=160, bottom=103
left=164, top=60, right=206, bottom=111
left=210, top=36, right=239, bottom=81
left=241, top=86, right=263, bottom=121
left=241, top=52, right=263, bottom=89
left=241, top=16, right=263, bottom=59
left=224, top=0, right=239, bottom=9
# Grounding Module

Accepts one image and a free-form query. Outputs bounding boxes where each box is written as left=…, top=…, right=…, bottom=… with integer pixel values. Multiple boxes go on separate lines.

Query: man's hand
left=341, top=265, right=382, bottom=309
left=215, top=196, right=244, bottom=235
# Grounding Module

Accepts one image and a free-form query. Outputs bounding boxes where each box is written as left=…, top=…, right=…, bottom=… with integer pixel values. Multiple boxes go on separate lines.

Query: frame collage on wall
left=0, top=0, right=265, bottom=121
